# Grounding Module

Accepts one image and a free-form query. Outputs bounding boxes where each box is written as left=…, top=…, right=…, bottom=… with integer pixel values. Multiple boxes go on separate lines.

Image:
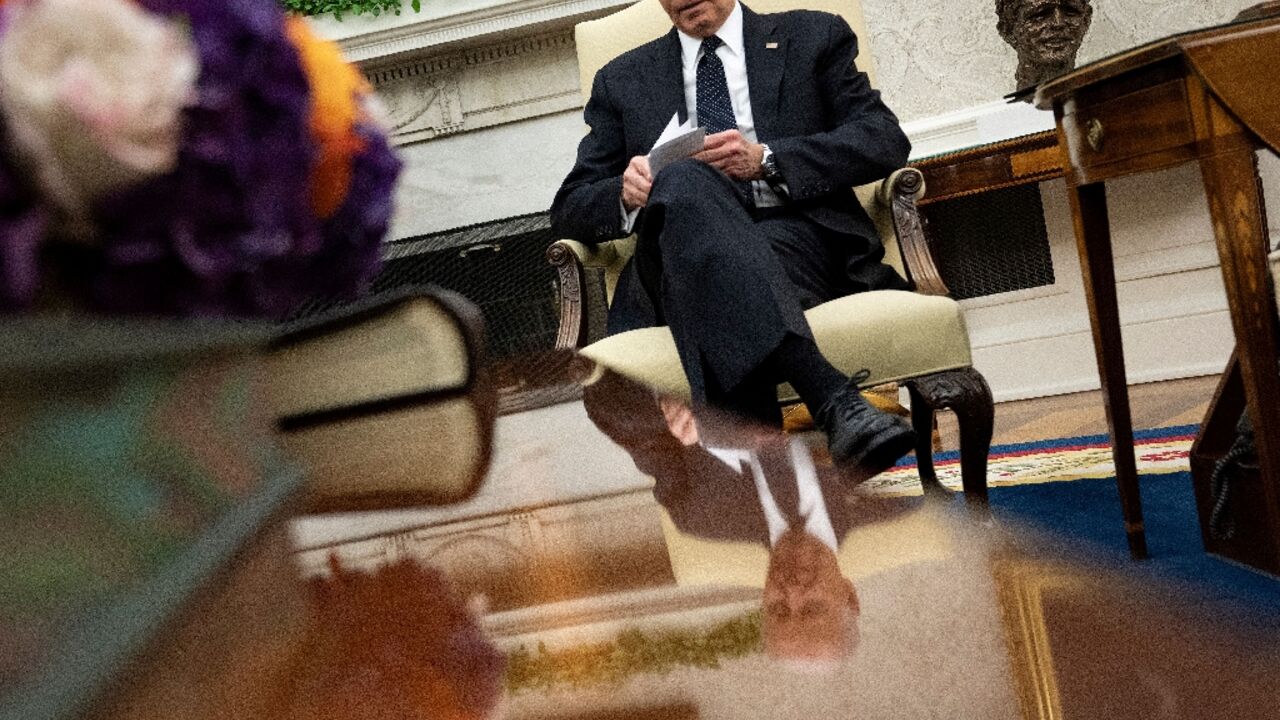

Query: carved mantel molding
left=360, top=28, right=581, bottom=146
left=309, top=0, right=632, bottom=64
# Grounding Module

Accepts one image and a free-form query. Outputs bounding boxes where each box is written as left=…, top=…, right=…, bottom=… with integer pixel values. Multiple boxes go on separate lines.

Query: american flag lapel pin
left=765, top=41, right=779, bottom=49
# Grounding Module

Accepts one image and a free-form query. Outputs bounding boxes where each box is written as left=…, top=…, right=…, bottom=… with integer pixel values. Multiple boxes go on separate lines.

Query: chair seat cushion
left=579, top=290, right=973, bottom=400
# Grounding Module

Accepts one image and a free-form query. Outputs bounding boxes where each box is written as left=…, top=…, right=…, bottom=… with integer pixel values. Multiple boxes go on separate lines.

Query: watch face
left=762, top=149, right=779, bottom=178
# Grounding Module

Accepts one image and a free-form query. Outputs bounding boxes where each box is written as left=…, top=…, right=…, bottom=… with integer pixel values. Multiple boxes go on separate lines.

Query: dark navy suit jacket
left=550, top=5, right=911, bottom=333
left=552, top=5, right=910, bottom=240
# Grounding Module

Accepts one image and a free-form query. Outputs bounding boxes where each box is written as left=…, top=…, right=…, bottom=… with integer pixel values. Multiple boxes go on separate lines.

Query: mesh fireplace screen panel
left=374, top=232, right=558, bottom=360
left=288, top=212, right=609, bottom=412
left=922, top=184, right=1055, bottom=300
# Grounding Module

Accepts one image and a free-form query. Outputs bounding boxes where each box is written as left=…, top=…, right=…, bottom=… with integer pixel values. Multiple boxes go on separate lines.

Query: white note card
left=647, top=113, right=705, bottom=176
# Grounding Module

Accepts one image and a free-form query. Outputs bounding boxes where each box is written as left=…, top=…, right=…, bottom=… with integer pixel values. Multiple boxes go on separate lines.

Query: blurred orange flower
left=285, top=17, right=370, bottom=220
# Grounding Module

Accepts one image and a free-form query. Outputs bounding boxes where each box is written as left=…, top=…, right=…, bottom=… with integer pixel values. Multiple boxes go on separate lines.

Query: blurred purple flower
left=84, top=0, right=333, bottom=318
left=309, top=122, right=401, bottom=300
left=0, top=0, right=401, bottom=317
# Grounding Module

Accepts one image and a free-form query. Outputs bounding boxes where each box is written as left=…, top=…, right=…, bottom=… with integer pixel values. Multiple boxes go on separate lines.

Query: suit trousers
left=631, top=159, right=895, bottom=422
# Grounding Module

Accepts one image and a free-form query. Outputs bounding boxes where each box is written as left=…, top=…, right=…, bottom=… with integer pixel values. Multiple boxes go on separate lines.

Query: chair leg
left=907, top=368, right=994, bottom=505
left=906, top=383, right=948, bottom=497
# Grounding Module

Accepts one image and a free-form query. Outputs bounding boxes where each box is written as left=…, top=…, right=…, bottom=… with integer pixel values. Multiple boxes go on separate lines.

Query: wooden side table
left=1036, top=14, right=1280, bottom=566
left=913, top=130, right=1063, bottom=207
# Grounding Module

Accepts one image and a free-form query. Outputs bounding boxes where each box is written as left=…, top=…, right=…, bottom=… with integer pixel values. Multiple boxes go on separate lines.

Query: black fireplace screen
left=376, top=213, right=562, bottom=360
left=289, top=193, right=1051, bottom=410
left=289, top=211, right=606, bottom=411
left=922, top=184, right=1055, bottom=300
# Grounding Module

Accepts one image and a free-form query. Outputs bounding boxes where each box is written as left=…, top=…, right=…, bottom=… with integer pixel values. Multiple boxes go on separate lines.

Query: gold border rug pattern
left=865, top=424, right=1197, bottom=496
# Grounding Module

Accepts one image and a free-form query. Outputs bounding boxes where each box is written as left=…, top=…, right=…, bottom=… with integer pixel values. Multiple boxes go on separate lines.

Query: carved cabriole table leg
left=906, top=368, right=994, bottom=505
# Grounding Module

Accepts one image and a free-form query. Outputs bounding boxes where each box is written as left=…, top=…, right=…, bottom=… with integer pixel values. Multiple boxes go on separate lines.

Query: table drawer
left=1062, top=79, right=1195, bottom=181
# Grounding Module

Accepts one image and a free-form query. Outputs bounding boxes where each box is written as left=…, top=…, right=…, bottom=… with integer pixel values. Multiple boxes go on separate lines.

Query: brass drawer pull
left=1087, top=118, right=1105, bottom=152
left=459, top=243, right=502, bottom=259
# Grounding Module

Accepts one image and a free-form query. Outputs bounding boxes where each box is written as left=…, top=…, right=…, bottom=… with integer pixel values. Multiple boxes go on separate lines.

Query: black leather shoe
left=814, top=371, right=917, bottom=479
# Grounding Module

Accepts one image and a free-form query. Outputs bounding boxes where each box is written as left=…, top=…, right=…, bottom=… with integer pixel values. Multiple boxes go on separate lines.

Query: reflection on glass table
left=290, top=351, right=1280, bottom=720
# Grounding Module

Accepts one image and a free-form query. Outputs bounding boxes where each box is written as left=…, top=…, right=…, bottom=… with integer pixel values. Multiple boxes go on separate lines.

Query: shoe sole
left=835, top=424, right=917, bottom=481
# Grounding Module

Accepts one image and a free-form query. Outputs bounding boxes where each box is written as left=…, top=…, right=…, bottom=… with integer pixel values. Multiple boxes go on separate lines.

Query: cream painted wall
left=863, top=0, right=1254, bottom=121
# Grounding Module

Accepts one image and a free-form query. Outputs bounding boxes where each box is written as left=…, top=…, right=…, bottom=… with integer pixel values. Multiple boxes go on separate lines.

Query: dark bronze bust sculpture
left=997, top=0, right=1094, bottom=92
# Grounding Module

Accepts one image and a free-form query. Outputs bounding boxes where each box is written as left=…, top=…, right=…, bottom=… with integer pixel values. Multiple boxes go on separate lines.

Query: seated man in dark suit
left=551, top=0, right=917, bottom=476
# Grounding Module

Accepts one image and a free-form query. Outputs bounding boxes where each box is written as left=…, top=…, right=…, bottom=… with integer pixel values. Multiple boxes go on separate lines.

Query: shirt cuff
left=620, top=197, right=641, bottom=235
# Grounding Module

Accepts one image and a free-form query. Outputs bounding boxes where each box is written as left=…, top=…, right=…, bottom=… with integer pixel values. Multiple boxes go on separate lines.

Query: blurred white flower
left=0, top=0, right=198, bottom=219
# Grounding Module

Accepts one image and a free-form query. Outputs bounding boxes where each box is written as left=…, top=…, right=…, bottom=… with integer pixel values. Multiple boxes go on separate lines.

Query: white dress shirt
left=706, top=437, right=840, bottom=551
left=621, top=0, right=782, bottom=232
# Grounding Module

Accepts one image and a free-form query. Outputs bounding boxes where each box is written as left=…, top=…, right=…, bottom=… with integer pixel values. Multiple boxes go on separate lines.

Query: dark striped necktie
left=758, top=441, right=804, bottom=529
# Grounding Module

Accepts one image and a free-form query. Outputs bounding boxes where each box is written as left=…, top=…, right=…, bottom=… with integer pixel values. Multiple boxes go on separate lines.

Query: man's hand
left=659, top=395, right=700, bottom=447
left=693, top=130, right=764, bottom=180
left=621, top=155, right=652, bottom=211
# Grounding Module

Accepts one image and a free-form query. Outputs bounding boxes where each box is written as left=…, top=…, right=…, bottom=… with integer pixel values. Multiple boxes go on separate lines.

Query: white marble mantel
left=308, top=0, right=631, bottom=63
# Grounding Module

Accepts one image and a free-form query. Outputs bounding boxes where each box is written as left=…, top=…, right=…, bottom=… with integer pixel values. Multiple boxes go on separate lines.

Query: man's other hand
left=622, top=155, right=653, bottom=211
left=693, top=130, right=764, bottom=180
left=659, top=395, right=700, bottom=447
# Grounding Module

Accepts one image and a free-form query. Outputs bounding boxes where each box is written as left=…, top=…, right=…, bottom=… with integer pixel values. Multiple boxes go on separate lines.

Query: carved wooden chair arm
left=547, top=237, right=635, bottom=269
left=548, top=240, right=591, bottom=350
left=881, top=167, right=950, bottom=297
left=547, top=237, right=637, bottom=350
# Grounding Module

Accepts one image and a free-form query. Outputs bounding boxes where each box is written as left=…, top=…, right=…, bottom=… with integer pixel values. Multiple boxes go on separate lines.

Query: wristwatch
left=760, top=143, right=781, bottom=181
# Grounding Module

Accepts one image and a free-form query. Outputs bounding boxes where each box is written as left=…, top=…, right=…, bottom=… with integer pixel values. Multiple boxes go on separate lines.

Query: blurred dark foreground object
left=1, top=287, right=500, bottom=720
left=282, top=557, right=507, bottom=720
left=269, top=286, right=496, bottom=513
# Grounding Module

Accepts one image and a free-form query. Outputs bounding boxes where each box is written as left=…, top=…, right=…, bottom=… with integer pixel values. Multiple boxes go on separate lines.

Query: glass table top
left=288, top=351, right=1280, bottom=720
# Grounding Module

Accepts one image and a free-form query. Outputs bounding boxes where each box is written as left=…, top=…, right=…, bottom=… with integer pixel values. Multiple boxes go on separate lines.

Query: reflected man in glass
left=586, top=372, right=915, bottom=667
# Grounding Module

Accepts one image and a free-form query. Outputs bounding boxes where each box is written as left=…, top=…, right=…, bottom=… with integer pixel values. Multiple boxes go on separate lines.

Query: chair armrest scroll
left=549, top=238, right=629, bottom=269
left=548, top=238, right=637, bottom=349
left=883, top=168, right=949, bottom=297
left=548, top=239, right=592, bottom=350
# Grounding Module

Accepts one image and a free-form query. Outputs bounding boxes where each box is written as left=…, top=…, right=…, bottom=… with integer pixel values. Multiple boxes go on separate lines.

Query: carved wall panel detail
left=376, top=71, right=465, bottom=144
left=425, top=534, right=528, bottom=577
left=368, top=28, right=579, bottom=147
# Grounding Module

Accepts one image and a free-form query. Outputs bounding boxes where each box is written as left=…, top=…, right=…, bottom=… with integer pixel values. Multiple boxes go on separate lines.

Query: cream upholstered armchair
left=547, top=0, right=993, bottom=500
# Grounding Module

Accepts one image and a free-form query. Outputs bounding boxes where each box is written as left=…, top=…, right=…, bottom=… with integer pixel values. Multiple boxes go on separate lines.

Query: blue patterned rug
left=988, top=469, right=1280, bottom=623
